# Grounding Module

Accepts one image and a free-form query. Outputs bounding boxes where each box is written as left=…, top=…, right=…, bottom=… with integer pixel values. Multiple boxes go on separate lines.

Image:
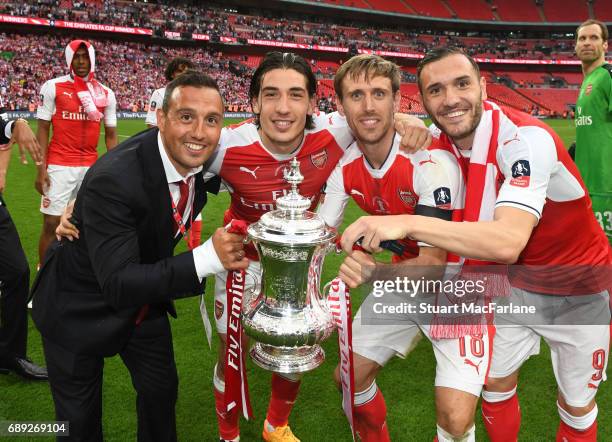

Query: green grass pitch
left=1, top=118, right=609, bottom=441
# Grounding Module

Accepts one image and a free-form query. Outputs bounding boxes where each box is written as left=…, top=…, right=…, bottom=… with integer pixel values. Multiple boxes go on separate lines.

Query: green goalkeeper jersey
left=575, top=62, right=612, bottom=241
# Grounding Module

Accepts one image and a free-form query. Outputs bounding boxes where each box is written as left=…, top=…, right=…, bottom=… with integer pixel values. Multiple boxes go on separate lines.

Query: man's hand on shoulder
left=394, top=113, right=432, bottom=153
left=211, top=227, right=249, bottom=271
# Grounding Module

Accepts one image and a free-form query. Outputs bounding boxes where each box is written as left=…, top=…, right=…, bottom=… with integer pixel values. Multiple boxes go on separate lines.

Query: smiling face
left=575, top=24, right=608, bottom=65
left=157, top=85, right=224, bottom=176
left=337, top=72, right=399, bottom=150
left=419, top=53, right=486, bottom=149
left=251, top=68, right=315, bottom=154
left=71, top=45, right=91, bottom=78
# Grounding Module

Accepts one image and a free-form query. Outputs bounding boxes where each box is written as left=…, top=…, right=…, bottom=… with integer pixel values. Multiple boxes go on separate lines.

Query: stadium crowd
left=0, top=0, right=584, bottom=60
left=0, top=30, right=581, bottom=114
left=0, top=33, right=251, bottom=111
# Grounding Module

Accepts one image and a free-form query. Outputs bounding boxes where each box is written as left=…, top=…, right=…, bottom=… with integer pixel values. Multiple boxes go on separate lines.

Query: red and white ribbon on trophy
left=223, top=219, right=254, bottom=420
left=328, top=277, right=356, bottom=440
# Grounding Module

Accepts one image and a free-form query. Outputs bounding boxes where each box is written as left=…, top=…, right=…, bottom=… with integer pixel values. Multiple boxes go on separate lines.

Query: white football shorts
left=353, top=290, right=493, bottom=397
left=488, top=287, right=610, bottom=407
left=40, top=165, right=89, bottom=216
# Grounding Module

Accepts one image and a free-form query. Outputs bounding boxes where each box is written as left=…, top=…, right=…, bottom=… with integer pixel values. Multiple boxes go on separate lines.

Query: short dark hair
left=164, top=57, right=196, bottom=82
left=416, top=47, right=481, bottom=92
left=249, top=52, right=317, bottom=130
left=162, top=70, right=222, bottom=113
left=576, top=19, right=608, bottom=42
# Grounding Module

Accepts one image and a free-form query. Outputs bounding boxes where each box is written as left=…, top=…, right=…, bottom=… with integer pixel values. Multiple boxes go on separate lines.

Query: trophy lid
left=248, top=158, right=335, bottom=246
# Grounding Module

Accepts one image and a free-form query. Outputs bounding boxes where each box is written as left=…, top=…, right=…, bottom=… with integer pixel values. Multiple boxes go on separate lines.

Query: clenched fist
left=211, top=227, right=249, bottom=271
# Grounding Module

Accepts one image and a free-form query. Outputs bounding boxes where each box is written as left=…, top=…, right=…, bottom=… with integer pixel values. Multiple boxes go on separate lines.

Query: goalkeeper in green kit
left=574, top=19, right=612, bottom=244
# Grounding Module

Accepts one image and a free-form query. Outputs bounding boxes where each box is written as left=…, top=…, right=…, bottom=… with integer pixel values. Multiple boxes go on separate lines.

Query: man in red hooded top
left=35, top=39, right=117, bottom=264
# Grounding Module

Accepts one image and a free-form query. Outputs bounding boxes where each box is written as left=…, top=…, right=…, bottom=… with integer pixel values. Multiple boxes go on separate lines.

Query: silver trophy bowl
left=242, top=158, right=337, bottom=373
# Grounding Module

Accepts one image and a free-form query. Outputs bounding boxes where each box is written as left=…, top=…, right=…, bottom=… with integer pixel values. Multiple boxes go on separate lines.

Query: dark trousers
left=42, top=315, right=178, bottom=442
left=0, top=200, right=29, bottom=363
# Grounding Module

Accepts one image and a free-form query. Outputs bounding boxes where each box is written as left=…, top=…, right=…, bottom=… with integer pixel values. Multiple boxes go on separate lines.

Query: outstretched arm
left=341, top=206, right=537, bottom=265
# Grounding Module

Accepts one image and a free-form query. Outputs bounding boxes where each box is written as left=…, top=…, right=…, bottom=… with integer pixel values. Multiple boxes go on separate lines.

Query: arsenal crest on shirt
left=585, top=83, right=593, bottom=96
left=398, top=188, right=418, bottom=207
left=310, top=149, right=328, bottom=169
left=214, top=299, right=224, bottom=320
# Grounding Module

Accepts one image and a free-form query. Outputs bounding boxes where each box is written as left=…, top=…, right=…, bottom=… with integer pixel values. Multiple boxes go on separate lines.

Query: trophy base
left=250, top=342, right=325, bottom=374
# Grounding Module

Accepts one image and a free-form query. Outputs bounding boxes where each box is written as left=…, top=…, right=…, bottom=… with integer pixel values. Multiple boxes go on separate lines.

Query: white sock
left=436, top=424, right=475, bottom=442
left=482, top=386, right=516, bottom=403
left=557, top=401, right=597, bottom=431
left=213, top=363, right=225, bottom=393
left=354, top=381, right=378, bottom=406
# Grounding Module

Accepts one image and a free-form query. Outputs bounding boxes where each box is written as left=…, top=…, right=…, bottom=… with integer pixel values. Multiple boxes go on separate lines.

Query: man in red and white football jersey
left=205, top=52, right=431, bottom=442
left=205, top=52, right=353, bottom=442
left=318, top=54, right=494, bottom=442
left=35, top=39, right=117, bottom=264
left=341, top=48, right=612, bottom=442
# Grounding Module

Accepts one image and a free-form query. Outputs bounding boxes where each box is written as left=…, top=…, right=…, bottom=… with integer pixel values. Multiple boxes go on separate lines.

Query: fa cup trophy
left=242, top=157, right=337, bottom=373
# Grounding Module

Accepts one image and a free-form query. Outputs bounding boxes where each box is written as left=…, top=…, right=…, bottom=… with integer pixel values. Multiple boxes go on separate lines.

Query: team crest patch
left=150, top=101, right=157, bottom=111
left=434, top=187, right=451, bottom=209
left=42, top=196, right=51, bottom=209
left=510, top=160, right=530, bottom=187
left=585, top=84, right=593, bottom=96
left=310, top=150, right=328, bottom=169
left=214, top=299, right=224, bottom=320
left=398, top=188, right=418, bottom=207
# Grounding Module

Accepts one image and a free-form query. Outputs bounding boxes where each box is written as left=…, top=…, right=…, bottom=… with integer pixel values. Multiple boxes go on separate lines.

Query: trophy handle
left=326, top=240, right=340, bottom=255
left=320, top=280, right=343, bottom=330
left=242, top=268, right=262, bottom=315
left=321, top=280, right=336, bottom=313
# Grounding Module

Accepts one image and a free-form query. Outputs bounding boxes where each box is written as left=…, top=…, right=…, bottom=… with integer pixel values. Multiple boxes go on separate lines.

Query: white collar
left=362, top=132, right=399, bottom=176
left=157, top=131, right=202, bottom=184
